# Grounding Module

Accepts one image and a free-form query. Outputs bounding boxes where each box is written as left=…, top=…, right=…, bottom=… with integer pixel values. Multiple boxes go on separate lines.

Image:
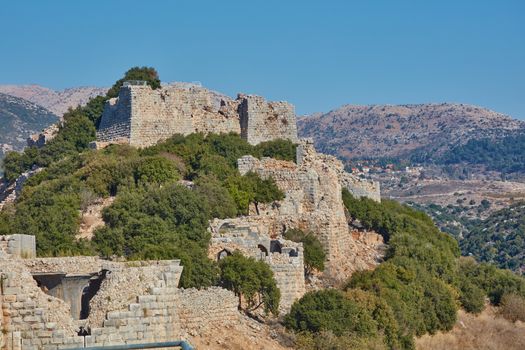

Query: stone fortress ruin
left=95, top=82, right=298, bottom=147
left=0, top=236, right=238, bottom=350
left=0, top=81, right=382, bottom=349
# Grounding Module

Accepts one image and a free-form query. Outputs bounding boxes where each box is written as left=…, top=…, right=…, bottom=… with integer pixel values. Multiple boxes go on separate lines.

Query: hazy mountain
left=0, top=93, right=58, bottom=161
left=298, top=103, right=525, bottom=163
left=0, top=84, right=107, bottom=117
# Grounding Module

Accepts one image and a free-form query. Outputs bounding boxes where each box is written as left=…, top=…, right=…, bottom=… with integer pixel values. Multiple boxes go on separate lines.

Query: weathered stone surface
left=208, top=224, right=305, bottom=313
left=96, top=83, right=298, bottom=147
left=0, top=251, right=239, bottom=350
left=213, top=139, right=381, bottom=287
left=0, top=235, right=36, bottom=258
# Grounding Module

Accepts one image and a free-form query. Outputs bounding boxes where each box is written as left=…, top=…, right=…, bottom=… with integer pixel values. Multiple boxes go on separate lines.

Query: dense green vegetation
left=1, top=66, right=166, bottom=182
left=0, top=132, right=292, bottom=288
left=3, top=67, right=525, bottom=348
left=412, top=201, right=525, bottom=276
left=219, top=251, right=280, bottom=315
left=283, top=228, right=325, bottom=276
left=284, top=190, right=525, bottom=349
left=440, top=133, right=525, bottom=175
left=460, top=202, right=525, bottom=275
left=0, top=67, right=296, bottom=291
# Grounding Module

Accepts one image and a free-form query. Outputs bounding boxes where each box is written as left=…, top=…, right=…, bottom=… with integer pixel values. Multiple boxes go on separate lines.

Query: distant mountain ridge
left=0, top=84, right=107, bottom=117
left=297, top=103, right=525, bottom=163
left=0, top=93, right=58, bottom=161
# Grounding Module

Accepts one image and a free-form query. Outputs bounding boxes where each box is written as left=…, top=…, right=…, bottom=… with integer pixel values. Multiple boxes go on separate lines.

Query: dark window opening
left=257, top=244, right=269, bottom=258
left=217, top=249, right=232, bottom=261
left=270, top=240, right=282, bottom=254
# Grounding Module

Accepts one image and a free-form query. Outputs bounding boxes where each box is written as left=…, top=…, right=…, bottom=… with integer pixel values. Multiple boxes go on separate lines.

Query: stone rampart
left=238, top=94, right=298, bottom=145
left=0, top=254, right=239, bottom=350
left=96, top=84, right=298, bottom=147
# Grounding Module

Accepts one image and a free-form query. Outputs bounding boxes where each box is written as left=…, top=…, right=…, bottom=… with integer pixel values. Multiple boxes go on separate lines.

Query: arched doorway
left=217, top=249, right=232, bottom=261
left=257, top=244, right=269, bottom=260
left=270, top=240, right=282, bottom=254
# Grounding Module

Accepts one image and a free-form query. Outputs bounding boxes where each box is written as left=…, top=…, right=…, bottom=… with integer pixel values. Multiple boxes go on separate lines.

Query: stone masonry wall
left=238, top=94, right=298, bottom=145
left=0, top=235, right=36, bottom=259
left=0, top=253, right=240, bottom=350
left=208, top=220, right=305, bottom=312
left=235, top=140, right=378, bottom=282
left=96, top=87, right=132, bottom=143
left=96, top=84, right=298, bottom=147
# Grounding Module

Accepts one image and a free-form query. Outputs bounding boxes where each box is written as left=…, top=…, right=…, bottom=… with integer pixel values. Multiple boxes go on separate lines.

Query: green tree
left=284, top=289, right=377, bottom=337
left=134, top=156, right=180, bottom=186
left=107, top=66, right=161, bottom=98
left=219, top=252, right=280, bottom=315
left=284, top=228, right=326, bottom=276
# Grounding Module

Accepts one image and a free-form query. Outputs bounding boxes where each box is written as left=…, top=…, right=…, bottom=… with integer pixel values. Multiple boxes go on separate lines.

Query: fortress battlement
left=96, top=83, right=298, bottom=147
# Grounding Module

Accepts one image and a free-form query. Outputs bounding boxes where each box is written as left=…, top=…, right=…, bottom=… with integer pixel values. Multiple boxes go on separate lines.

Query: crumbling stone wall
left=0, top=235, right=36, bottom=258
left=96, top=84, right=298, bottom=147
left=26, top=124, right=59, bottom=149
left=238, top=94, right=298, bottom=145
left=0, top=168, right=43, bottom=211
left=209, top=218, right=305, bottom=312
left=0, top=250, right=239, bottom=350
left=234, top=139, right=381, bottom=282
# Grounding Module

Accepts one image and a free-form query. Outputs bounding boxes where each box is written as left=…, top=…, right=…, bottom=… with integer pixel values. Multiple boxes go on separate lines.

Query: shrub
left=499, top=293, right=525, bottom=322
left=284, top=228, right=326, bottom=275
left=285, top=290, right=379, bottom=340
left=219, top=252, right=280, bottom=315
left=458, top=278, right=486, bottom=314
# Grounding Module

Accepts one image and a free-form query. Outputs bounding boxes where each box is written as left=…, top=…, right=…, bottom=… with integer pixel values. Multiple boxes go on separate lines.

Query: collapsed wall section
left=209, top=219, right=305, bottom=312
left=0, top=253, right=240, bottom=350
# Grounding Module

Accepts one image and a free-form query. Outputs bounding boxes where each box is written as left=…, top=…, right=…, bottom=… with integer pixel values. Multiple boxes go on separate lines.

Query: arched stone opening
left=288, top=249, right=298, bottom=257
left=270, top=240, right=282, bottom=254
left=257, top=244, right=269, bottom=259
left=217, top=249, right=232, bottom=261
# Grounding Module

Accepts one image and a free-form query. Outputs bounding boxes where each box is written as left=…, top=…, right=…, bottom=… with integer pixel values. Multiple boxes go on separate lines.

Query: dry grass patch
left=416, top=307, right=525, bottom=350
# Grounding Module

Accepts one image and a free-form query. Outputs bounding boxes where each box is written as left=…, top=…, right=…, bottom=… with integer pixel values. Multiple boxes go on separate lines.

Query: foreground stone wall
left=0, top=251, right=240, bottom=350
left=96, top=83, right=298, bottom=147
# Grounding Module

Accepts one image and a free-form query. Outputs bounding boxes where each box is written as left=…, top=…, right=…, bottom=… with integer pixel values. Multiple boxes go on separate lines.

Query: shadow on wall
left=32, top=270, right=107, bottom=320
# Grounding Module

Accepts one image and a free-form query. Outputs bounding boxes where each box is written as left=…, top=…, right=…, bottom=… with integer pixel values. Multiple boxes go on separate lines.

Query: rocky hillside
left=0, top=84, right=106, bottom=117
left=0, top=93, right=58, bottom=162
left=298, top=103, right=525, bottom=162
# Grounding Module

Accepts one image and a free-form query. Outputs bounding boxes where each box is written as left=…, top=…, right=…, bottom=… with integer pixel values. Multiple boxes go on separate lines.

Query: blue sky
left=0, top=0, right=523, bottom=118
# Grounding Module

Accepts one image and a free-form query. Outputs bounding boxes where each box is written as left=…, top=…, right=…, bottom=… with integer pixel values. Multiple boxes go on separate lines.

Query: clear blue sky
left=0, top=0, right=523, bottom=118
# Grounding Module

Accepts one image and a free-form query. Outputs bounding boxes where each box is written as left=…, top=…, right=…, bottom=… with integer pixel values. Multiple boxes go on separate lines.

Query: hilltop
left=0, top=84, right=106, bottom=117
left=298, top=103, right=525, bottom=163
left=1, top=67, right=524, bottom=350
